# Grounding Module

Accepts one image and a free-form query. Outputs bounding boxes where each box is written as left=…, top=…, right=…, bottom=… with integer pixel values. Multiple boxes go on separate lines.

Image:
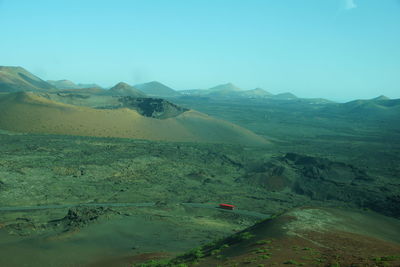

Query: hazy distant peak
left=106, top=82, right=146, bottom=97
left=77, top=83, right=102, bottom=89
left=47, top=79, right=101, bottom=90
left=372, top=95, right=390, bottom=101
left=54, top=79, right=76, bottom=85
left=134, top=81, right=180, bottom=97
left=47, top=79, right=77, bottom=89
left=251, top=88, right=273, bottom=94
left=111, top=82, right=132, bottom=89
left=145, top=81, right=163, bottom=86
left=209, top=83, right=242, bottom=92
left=238, top=88, right=273, bottom=98
left=272, top=92, right=297, bottom=99
left=224, top=82, right=236, bottom=87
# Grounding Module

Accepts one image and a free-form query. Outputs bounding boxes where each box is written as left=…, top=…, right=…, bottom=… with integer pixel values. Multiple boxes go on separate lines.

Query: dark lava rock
left=119, top=97, right=189, bottom=119
left=48, top=207, right=111, bottom=231
left=282, top=153, right=399, bottom=218
left=284, top=153, right=372, bottom=185
left=239, top=162, right=292, bottom=192
left=5, top=220, right=36, bottom=236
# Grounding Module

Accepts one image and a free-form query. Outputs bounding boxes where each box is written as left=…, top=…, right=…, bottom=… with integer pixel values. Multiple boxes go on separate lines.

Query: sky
left=0, top=0, right=399, bottom=101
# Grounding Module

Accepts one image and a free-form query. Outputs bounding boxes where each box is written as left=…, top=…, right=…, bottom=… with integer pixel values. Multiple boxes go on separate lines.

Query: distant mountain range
left=180, top=83, right=298, bottom=100
left=47, top=79, right=101, bottom=90
left=0, top=66, right=398, bottom=107
left=0, top=66, right=309, bottom=100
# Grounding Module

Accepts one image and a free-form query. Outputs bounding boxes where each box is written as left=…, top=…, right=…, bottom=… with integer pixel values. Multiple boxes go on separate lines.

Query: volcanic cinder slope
left=153, top=207, right=400, bottom=267
left=0, top=92, right=267, bottom=145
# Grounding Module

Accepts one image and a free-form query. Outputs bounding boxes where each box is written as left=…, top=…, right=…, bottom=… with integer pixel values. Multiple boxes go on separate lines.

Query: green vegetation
left=283, top=259, right=300, bottom=265
left=243, top=257, right=258, bottom=264
left=259, top=255, right=271, bottom=259
left=236, top=231, right=255, bottom=241
left=137, top=259, right=171, bottom=267
left=183, top=247, right=204, bottom=260
left=255, top=239, right=272, bottom=245
left=372, top=255, right=400, bottom=262
left=211, top=249, right=221, bottom=255
left=253, top=248, right=269, bottom=254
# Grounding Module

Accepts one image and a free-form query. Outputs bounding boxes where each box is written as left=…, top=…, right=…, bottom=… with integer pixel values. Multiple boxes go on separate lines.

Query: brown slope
left=0, top=92, right=267, bottom=145
left=153, top=207, right=400, bottom=267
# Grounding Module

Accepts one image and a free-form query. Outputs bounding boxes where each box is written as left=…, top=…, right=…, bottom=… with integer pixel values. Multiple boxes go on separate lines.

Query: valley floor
left=0, top=129, right=399, bottom=266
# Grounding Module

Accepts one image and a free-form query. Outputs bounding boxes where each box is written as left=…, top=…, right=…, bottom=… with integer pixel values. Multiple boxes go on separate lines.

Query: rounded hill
left=0, top=92, right=268, bottom=146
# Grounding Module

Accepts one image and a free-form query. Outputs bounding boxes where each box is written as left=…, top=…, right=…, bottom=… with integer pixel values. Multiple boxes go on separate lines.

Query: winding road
left=0, top=202, right=270, bottom=219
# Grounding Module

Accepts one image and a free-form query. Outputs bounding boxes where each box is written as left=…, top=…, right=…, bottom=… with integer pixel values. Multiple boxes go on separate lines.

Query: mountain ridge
left=0, top=66, right=55, bottom=92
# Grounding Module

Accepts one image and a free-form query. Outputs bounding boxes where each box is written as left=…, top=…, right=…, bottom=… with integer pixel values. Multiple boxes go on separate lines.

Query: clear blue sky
left=0, top=0, right=399, bottom=101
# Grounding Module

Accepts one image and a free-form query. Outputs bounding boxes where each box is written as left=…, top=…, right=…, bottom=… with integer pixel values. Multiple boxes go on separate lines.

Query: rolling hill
left=0, top=92, right=268, bottom=145
left=0, top=66, right=55, bottom=92
left=321, top=95, right=400, bottom=121
left=134, top=81, right=181, bottom=97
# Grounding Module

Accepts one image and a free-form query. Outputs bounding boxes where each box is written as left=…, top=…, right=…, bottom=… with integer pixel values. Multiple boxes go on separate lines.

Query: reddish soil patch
left=196, top=229, right=400, bottom=267
left=88, top=252, right=172, bottom=267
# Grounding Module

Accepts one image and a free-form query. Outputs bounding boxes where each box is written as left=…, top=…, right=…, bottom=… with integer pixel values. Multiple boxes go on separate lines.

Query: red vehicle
left=219, top=203, right=236, bottom=210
